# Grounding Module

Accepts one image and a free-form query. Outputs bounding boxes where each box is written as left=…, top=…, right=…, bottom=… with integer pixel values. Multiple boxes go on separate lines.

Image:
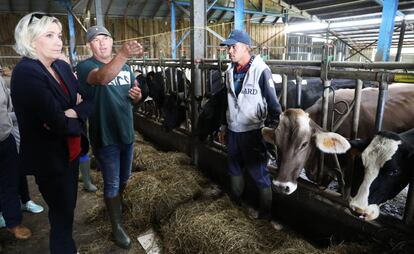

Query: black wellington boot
left=229, top=175, right=245, bottom=206
left=104, top=196, right=131, bottom=249
left=258, top=187, right=273, bottom=220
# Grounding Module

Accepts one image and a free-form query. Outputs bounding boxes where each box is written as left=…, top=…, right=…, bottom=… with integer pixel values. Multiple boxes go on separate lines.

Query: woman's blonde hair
left=13, top=12, right=62, bottom=59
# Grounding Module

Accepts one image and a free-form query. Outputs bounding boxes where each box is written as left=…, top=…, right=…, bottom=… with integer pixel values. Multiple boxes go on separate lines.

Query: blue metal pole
left=174, top=30, right=191, bottom=51
left=67, top=10, right=77, bottom=67
left=58, top=0, right=77, bottom=68
left=207, top=0, right=219, bottom=12
left=235, top=0, right=244, bottom=30
left=375, top=0, right=399, bottom=61
left=171, top=0, right=177, bottom=59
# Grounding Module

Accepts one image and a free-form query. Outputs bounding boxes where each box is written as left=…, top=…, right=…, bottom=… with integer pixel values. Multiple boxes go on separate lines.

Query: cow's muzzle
left=272, top=180, right=297, bottom=195
left=349, top=200, right=380, bottom=221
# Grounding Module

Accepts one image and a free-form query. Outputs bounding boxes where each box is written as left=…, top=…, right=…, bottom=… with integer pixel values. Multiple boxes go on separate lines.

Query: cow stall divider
left=129, top=57, right=414, bottom=245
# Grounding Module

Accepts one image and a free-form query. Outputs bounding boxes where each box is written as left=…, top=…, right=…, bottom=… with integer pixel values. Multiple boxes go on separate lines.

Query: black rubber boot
left=104, top=196, right=131, bottom=249
left=229, top=175, right=245, bottom=206
left=80, top=157, right=97, bottom=192
left=258, top=187, right=273, bottom=220
left=119, top=183, right=127, bottom=213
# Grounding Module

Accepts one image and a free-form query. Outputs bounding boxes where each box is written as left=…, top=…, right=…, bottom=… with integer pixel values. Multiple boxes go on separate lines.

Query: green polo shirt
left=77, top=57, right=135, bottom=149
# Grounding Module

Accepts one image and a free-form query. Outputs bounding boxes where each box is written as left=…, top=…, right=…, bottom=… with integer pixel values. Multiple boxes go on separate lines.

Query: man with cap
left=218, top=30, right=282, bottom=225
left=76, top=25, right=143, bottom=249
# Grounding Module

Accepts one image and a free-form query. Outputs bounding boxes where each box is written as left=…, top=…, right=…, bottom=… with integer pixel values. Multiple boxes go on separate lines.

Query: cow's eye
left=300, top=142, right=308, bottom=149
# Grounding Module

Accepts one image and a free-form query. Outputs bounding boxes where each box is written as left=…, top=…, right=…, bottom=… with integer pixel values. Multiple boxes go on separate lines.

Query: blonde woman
left=11, top=12, right=92, bottom=254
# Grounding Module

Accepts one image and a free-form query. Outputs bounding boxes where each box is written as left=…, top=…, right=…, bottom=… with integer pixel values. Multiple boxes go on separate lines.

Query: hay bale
left=161, top=196, right=321, bottom=254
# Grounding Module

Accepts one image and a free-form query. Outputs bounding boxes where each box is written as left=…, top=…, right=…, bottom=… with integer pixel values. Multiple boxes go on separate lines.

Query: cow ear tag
left=315, top=132, right=350, bottom=154
left=262, top=127, right=276, bottom=145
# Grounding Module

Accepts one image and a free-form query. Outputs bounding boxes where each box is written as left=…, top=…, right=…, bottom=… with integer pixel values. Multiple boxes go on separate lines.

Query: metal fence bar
left=129, top=58, right=414, bottom=225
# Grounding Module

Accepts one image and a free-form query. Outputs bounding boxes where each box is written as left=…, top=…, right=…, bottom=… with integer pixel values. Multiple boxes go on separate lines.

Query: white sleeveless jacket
left=225, top=55, right=270, bottom=132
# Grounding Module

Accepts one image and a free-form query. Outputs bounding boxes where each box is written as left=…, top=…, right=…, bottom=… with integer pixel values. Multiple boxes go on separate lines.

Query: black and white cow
left=135, top=72, right=149, bottom=102
left=146, top=71, right=166, bottom=118
left=196, top=86, right=227, bottom=141
left=261, top=83, right=414, bottom=196
left=348, top=129, right=414, bottom=221
left=143, top=68, right=190, bottom=131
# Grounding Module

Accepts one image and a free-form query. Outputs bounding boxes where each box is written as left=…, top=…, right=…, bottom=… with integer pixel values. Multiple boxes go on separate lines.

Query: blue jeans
left=95, top=143, right=133, bottom=198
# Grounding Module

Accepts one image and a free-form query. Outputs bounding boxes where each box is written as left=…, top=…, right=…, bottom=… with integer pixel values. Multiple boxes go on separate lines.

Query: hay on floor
left=132, top=134, right=191, bottom=172
left=123, top=166, right=205, bottom=230
left=161, top=196, right=322, bottom=254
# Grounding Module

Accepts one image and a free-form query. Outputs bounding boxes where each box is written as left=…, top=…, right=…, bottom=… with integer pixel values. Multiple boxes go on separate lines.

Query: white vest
left=225, top=55, right=270, bottom=132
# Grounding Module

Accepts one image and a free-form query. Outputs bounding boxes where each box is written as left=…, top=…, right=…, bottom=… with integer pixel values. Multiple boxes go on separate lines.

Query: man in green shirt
left=77, top=25, right=143, bottom=249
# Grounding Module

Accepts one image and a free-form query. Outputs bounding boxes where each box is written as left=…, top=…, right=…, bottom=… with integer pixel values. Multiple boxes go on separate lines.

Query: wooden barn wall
left=0, top=13, right=286, bottom=68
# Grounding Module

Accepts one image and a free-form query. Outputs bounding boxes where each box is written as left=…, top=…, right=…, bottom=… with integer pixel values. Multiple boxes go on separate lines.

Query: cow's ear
left=262, top=127, right=276, bottom=145
left=314, top=131, right=350, bottom=154
left=348, top=139, right=371, bottom=156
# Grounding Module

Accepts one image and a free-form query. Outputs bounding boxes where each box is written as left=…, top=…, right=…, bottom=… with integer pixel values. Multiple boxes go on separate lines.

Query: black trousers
left=19, top=175, right=30, bottom=204
left=35, top=159, right=79, bottom=254
left=0, top=135, right=22, bottom=228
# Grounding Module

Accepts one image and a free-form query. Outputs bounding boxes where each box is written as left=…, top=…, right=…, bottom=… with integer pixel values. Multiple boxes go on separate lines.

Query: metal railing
left=129, top=57, right=414, bottom=226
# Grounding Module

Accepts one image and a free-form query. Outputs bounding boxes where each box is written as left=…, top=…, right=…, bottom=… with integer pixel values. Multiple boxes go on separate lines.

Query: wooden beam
left=125, top=22, right=141, bottom=35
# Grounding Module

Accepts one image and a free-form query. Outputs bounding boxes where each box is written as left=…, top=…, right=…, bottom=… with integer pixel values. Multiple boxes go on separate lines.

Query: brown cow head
left=262, top=108, right=350, bottom=195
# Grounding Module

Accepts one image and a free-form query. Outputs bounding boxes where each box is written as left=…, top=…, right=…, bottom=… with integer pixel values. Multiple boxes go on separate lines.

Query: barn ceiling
left=0, top=0, right=413, bottom=50
left=281, top=0, right=414, bottom=49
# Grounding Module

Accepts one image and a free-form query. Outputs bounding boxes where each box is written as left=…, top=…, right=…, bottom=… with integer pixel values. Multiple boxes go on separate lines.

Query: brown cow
left=307, top=83, right=414, bottom=139
left=262, top=84, right=414, bottom=195
left=262, top=108, right=350, bottom=194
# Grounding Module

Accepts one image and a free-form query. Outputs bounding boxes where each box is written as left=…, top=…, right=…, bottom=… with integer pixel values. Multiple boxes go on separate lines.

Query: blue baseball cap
left=220, top=30, right=252, bottom=47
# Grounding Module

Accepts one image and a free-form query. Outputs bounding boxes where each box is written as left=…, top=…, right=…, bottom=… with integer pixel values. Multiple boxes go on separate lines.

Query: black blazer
left=11, top=57, right=92, bottom=176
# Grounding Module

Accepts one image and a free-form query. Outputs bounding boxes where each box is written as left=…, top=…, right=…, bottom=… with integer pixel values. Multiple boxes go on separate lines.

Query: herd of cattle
left=135, top=67, right=414, bottom=222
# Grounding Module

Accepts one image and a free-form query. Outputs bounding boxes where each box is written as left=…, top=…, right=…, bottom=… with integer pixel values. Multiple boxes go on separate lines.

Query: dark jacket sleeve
left=259, top=68, right=282, bottom=123
left=12, top=61, right=84, bottom=136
